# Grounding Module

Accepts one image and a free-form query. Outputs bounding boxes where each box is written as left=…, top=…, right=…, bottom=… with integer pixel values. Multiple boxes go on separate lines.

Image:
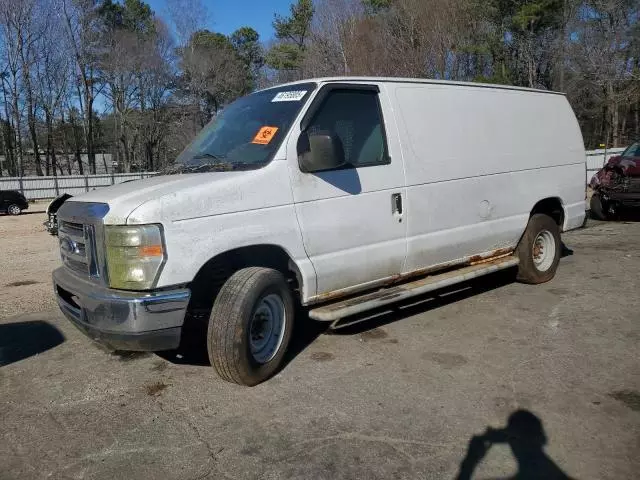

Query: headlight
left=105, top=225, right=165, bottom=290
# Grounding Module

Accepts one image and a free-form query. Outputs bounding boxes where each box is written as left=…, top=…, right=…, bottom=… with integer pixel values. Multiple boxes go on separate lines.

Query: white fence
left=0, top=172, right=156, bottom=200
left=0, top=147, right=630, bottom=200
left=585, top=147, right=626, bottom=184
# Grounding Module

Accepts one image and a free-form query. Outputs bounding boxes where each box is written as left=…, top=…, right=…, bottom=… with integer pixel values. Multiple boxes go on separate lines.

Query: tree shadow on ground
left=455, top=409, right=575, bottom=480
left=0, top=321, right=65, bottom=367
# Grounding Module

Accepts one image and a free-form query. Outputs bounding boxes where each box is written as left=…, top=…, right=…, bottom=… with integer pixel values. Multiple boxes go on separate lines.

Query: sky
left=146, top=0, right=294, bottom=42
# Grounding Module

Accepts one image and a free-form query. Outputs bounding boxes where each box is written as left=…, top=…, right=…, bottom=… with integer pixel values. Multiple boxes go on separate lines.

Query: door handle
left=392, top=193, right=403, bottom=215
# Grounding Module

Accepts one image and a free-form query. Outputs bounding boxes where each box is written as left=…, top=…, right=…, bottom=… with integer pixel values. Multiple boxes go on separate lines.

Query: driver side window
left=306, top=89, right=389, bottom=168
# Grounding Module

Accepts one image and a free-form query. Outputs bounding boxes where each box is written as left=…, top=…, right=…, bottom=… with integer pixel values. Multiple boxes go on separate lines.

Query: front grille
left=56, top=202, right=109, bottom=285
left=625, top=177, right=640, bottom=193
left=61, top=221, right=84, bottom=236
left=58, top=222, right=98, bottom=278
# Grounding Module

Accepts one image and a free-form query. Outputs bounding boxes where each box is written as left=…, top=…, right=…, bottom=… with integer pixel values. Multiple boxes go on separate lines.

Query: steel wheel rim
left=8, top=205, right=20, bottom=215
left=532, top=230, right=556, bottom=272
left=249, top=293, right=286, bottom=364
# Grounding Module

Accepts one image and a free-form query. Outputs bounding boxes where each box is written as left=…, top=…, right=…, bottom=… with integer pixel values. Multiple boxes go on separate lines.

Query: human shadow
left=0, top=321, right=65, bottom=367
left=455, top=410, right=575, bottom=480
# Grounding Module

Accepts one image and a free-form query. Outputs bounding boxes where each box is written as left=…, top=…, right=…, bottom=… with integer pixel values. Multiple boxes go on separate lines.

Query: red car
left=590, top=141, right=640, bottom=220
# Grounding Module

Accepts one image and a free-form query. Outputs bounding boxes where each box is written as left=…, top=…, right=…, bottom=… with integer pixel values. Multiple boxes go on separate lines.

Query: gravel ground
left=1, top=215, right=639, bottom=480
left=0, top=206, right=59, bottom=319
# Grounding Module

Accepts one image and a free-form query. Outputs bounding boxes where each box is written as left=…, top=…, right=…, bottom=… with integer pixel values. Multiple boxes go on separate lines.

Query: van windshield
left=170, top=83, right=316, bottom=173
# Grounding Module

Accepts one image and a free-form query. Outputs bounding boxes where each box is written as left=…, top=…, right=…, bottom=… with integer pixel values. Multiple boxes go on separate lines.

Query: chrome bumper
left=53, top=267, right=190, bottom=351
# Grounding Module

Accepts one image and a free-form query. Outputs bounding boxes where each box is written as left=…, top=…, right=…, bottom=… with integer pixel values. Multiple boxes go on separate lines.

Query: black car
left=0, top=190, right=29, bottom=215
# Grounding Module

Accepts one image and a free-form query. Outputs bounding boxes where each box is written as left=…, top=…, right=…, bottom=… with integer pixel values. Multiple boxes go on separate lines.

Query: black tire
left=516, top=214, right=561, bottom=284
left=207, top=267, right=294, bottom=386
left=590, top=194, right=608, bottom=221
left=7, top=204, right=21, bottom=216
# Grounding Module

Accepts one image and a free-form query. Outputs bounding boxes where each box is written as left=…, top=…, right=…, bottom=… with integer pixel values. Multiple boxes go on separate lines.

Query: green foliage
left=231, top=27, right=264, bottom=73
left=362, top=0, right=393, bottom=14
left=99, top=0, right=156, bottom=35
left=190, top=30, right=233, bottom=50
left=267, top=0, right=313, bottom=73
left=511, top=0, right=562, bottom=33
left=265, top=43, right=305, bottom=71
left=273, top=0, right=313, bottom=46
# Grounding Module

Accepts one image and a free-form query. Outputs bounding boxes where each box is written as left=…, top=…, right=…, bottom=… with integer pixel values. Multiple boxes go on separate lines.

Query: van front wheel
left=207, top=267, right=294, bottom=386
left=516, top=214, right=561, bottom=284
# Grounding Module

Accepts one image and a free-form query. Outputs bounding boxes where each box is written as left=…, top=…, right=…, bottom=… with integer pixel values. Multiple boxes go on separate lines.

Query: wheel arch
left=186, top=244, right=304, bottom=327
left=530, top=197, right=565, bottom=229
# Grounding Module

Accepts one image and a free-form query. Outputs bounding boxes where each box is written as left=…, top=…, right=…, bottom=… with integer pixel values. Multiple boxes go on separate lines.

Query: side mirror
left=297, top=131, right=346, bottom=173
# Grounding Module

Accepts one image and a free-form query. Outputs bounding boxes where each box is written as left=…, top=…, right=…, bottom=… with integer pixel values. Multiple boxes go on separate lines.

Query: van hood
left=65, top=163, right=291, bottom=225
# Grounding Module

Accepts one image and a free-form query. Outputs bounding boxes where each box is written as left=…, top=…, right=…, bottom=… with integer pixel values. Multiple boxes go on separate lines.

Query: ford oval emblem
left=60, top=236, right=77, bottom=254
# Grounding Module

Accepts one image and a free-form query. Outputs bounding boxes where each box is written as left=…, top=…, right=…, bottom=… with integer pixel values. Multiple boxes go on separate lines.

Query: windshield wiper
left=160, top=155, right=264, bottom=175
left=190, top=153, right=227, bottom=162
left=185, top=162, right=236, bottom=173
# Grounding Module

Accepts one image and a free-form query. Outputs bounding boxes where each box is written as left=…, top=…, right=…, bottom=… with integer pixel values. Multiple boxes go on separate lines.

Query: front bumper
left=602, top=191, right=640, bottom=207
left=53, top=267, right=190, bottom=351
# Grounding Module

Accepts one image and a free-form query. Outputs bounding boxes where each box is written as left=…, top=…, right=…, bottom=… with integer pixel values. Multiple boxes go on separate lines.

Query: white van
left=53, top=77, right=586, bottom=385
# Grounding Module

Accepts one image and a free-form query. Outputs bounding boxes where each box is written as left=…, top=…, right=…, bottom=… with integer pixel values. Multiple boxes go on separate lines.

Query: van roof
left=260, top=76, right=564, bottom=96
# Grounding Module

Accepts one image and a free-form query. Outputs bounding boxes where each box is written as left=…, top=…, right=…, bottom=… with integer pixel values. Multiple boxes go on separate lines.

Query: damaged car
left=590, top=141, right=640, bottom=220
left=44, top=193, right=73, bottom=235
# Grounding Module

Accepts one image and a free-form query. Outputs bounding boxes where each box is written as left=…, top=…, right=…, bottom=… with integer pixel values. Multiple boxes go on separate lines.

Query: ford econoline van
left=53, top=77, right=586, bottom=385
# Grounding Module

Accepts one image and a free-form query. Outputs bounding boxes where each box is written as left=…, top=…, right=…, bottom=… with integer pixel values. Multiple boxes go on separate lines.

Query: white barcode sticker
left=272, top=90, right=307, bottom=102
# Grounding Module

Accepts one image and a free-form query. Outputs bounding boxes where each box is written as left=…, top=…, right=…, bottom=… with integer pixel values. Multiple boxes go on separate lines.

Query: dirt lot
left=0, top=204, right=59, bottom=319
left=1, top=212, right=639, bottom=480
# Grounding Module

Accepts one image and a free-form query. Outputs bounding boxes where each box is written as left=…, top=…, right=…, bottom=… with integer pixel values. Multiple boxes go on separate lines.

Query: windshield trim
left=173, top=82, right=318, bottom=173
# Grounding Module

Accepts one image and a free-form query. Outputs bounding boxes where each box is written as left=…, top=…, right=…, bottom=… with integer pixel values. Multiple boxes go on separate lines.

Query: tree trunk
left=86, top=95, right=95, bottom=174
left=612, top=102, right=619, bottom=148
left=70, top=113, right=84, bottom=175
left=558, top=0, right=568, bottom=92
left=11, top=81, right=24, bottom=176
left=635, top=100, right=639, bottom=137
left=145, top=141, right=154, bottom=171
left=620, top=107, right=627, bottom=145
left=45, top=110, right=57, bottom=177
left=23, top=75, right=43, bottom=176
left=0, top=81, right=15, bottom=176
left=120, top=132, right=131, bottom=173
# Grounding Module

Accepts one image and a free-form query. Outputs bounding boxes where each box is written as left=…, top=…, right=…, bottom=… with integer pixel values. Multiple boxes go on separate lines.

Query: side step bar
left=308, top=255, right=519, bottom=322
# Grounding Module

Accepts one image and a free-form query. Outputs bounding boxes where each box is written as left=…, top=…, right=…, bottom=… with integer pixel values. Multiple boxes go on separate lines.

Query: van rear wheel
left=207, top=267, right=294, bottom=386
left=516, top=214, right=561, bottom=284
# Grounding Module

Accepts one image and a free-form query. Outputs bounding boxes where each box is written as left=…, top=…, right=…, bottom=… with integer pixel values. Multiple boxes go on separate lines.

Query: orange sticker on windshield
left=252, top=126, right=279, bottom=145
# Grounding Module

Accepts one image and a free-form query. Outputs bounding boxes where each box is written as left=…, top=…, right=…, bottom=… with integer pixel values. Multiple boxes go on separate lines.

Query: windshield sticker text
left=252, top=126, right=279, bottom=145
left=271, top=90, right=307, bottom=102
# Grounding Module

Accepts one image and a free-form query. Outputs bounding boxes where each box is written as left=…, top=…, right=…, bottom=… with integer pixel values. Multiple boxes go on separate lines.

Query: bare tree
left=568, top=0, right=640, bottom=147
left=0, top=0, right=27, bottom=175
left=60, top=0, right=106, bottom=174
left=35, top=2, right=70, bottom=176
left=165, top=0, right=208, bottom=48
